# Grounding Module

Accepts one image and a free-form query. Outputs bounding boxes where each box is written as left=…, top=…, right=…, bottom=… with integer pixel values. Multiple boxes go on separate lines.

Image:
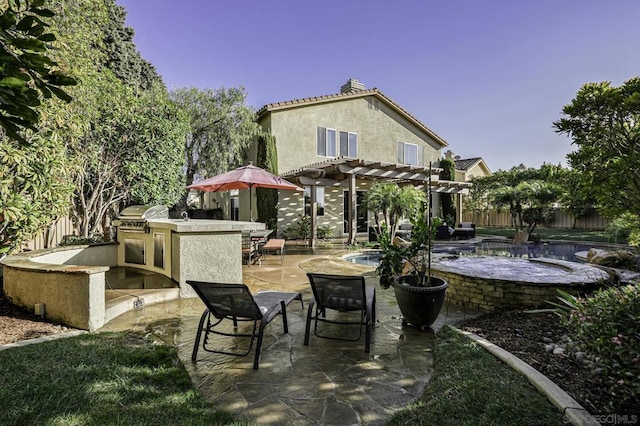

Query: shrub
left=563, top=283, right=640, bottom=411
left=606, top=213, right=640, bottom=245
left=282, top=215, right=333, bottom=240
left=58, top=234, right=104, bottom=246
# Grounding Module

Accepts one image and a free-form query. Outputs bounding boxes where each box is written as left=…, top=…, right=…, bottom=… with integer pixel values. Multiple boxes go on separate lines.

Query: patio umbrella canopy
left=187, top=163, right=303, bottom=221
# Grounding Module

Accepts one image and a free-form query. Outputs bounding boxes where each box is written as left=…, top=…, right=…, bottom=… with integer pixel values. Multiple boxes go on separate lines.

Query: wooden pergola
left=280, top=157, right=472, bottom=247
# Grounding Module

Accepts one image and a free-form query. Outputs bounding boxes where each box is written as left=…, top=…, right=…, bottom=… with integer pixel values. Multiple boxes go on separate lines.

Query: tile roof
left=257, top=87, right=448, bottom=148
left=455, top=157, right=483, bottom=171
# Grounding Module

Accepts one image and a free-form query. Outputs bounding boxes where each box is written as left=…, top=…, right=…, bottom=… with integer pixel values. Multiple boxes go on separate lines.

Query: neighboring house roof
left=257, top=87, right=448, bottom=148
left=456, top=157, right=492, bottom=175
left=455, top=157, right=483, bottom=171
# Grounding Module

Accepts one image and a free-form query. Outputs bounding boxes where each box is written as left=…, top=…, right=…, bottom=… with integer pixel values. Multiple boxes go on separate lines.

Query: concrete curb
left=451, top=327, right=600, bottom=426
left=0, top=330, right=87, bottom=352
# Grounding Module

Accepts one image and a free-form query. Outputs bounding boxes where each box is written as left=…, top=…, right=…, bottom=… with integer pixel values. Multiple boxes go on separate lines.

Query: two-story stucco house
left=207, top=79, right=471, bottom=244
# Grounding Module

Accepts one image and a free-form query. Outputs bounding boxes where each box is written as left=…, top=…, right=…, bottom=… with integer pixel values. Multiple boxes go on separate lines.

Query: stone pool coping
left=340, top=251, right=612, bottom=311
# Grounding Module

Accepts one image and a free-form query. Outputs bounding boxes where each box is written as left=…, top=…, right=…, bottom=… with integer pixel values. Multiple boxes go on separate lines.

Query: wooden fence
left=462, top=208, right=609, bottom=230
left=23, top=216, right=75, bottom=251
left=20, top=207, right=610, bottom=252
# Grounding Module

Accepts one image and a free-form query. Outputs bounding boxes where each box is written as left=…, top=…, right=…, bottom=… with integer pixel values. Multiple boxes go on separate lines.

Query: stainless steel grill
left=114, top=205, right=168, bottom=232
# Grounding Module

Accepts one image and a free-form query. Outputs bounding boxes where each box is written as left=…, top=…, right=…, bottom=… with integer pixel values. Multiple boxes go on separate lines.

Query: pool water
left=344, top=241, right=628, bottom=265
left=436, top=240, right=625, bottom=261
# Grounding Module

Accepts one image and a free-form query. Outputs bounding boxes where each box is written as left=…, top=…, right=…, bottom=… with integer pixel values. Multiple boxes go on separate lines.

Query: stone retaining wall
left=437, top=270, right=601, bottom=311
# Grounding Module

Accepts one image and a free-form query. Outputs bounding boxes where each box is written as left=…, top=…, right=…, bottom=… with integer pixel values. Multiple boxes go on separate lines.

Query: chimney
left=444, top=150, right=454, bottom=159
left=340, top=78, right=366, bottom=93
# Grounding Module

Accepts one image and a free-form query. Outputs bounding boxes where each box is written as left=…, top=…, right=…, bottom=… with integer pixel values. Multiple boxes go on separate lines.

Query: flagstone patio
left=100, top=253, right=482, bottom=425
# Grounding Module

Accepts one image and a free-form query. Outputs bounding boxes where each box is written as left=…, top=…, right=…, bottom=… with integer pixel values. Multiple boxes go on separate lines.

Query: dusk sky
left=117, top=0, right=640, bottom=172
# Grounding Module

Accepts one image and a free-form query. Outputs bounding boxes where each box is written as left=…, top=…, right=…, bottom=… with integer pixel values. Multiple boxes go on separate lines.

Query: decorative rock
left=545, top=343, right=556, bottom=352
left=574, top=351, right=586, bottom=362
left=542, top=337, right=553, bottom=343
left=553, top=347, right=565, bottom=355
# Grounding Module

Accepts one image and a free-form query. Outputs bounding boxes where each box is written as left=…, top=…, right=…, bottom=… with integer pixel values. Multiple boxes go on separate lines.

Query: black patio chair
left=304, top=273, right=376, bottom=353
left=187, top=280, right=303, bottom=369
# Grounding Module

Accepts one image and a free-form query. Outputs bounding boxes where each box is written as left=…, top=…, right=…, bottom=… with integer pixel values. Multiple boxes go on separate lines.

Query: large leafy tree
left=0, top=0, right=76, bottom=255
left=102, top=0, right=162, bottom=91
left=553, top=78, right=640, bottom=220
left=68, top=78, right=187, bottom=237
left=170, top=87, right=263, bottom=196
left=0, top=0, right=76, bottom=144
left=467, top=165, right=565, bottom=235
left=0, top=131, right=73, bottom=255
left=42, top=0, right=189, bottom=237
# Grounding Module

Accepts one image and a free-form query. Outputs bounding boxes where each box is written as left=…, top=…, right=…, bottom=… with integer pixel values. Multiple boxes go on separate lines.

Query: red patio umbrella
left=187, top=163, right=303, bottom=221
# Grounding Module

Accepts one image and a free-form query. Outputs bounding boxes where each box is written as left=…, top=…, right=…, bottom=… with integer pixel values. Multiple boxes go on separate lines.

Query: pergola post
left=347, top=174, right=357, bottom=245
left=309, top=185, right=317, bottom=248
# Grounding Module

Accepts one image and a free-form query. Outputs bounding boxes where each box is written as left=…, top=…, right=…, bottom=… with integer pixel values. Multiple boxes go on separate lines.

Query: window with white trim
left=318, top=127, right=357, bottom=158
left=304, top=186, right=325, bottom=216
left=397, top=142, right=422, bottom=166
left=339, top=131, right=357, bottom=157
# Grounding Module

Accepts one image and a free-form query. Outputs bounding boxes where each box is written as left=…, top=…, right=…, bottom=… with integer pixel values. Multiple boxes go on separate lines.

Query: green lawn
left=476, top=226, right=620, bottom=243
left=0, top=332, right=242, bottom=425
left=387, top=326, right=564, bottom=426
left=0, top=328, right=570, bottom=425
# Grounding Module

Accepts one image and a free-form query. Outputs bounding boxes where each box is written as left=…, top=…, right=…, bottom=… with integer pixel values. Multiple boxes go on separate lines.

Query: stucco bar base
left=146, top=219, right=267, bottom=299
left=2, top=220, right=266, bottom=331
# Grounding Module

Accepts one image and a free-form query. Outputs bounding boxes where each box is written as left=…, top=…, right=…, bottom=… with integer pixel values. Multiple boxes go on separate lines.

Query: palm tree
left=362, top=182, right=426, bottom=241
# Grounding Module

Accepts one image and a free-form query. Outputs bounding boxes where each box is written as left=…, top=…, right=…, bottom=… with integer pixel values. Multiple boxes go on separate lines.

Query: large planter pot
left=392, top=275, right=448, bottom=329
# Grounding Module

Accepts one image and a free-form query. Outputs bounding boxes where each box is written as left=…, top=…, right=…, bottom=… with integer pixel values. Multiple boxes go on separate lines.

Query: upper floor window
left=318, top=127, right=357, bottom=158
left=317, top=127, right=336, bottom=157
left=367, top=98, right=379, bottom=111
left=339, top=131, right=357, bottom=157
left=397, top=142, right=422, bottom=166
left=304, top=186, right=325, bottom=216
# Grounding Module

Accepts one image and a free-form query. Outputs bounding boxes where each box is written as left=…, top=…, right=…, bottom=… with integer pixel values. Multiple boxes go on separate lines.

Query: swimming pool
left=344, top=240, right=630, bottom=265
left=342, top=241, right=616, bottom=311
left=434, top=240, right=621, bottom=261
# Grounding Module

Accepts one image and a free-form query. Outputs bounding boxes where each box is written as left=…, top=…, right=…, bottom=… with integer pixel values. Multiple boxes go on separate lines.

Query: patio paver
left=100, top=253, right=482, bottom=425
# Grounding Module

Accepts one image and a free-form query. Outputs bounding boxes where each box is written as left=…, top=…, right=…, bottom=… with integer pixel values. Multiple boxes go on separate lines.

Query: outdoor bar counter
left=2, top=219, right=268, bottom=331
left=117, top=219, right=267, bottom=298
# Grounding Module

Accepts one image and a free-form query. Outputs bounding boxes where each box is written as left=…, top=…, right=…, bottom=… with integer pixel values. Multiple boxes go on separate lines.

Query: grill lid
left=118, top=205, right=169, bottom=220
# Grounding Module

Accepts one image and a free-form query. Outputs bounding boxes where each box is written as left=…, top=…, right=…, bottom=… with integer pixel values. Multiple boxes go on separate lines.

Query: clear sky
left=116, top=0, right=640, bottom=172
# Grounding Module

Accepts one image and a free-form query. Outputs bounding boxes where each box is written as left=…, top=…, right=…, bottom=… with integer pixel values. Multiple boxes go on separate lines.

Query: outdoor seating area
left=454, top=222, right=476, bottom=239
left=99, top=253, right=480, bottom=424
left=436, top=222, right=476, bottom=240
left=187, top=280, right=302, bottom=369
left=261, top=238, right=286, bottom=263
left=304, top=273, right=376, bottom=353
left=241, top=229, right=274, bottom=266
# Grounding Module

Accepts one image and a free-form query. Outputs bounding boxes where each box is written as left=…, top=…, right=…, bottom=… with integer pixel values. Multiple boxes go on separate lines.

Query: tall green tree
left=43, top=0, right=187, bottom=237
left=68, top=78, right=187, bottom=237
left=102, top=0, right=162, bottom=91
left=438, top=158, right=456, bottom=223
left=0, top=0, right=76, bottom=255
left=0, top=131, right=73, bottom=255
left=0, top=0, right=76, bottom=143
left=553, top=78, right=640, bottom=220
left=170, top=87, right=263, bottom=201
left=256, top=133, right=278, bottom=229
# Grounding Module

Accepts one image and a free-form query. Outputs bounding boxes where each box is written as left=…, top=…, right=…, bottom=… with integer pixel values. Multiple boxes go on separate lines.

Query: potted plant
left=364, top=182, right=448, bottom=330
